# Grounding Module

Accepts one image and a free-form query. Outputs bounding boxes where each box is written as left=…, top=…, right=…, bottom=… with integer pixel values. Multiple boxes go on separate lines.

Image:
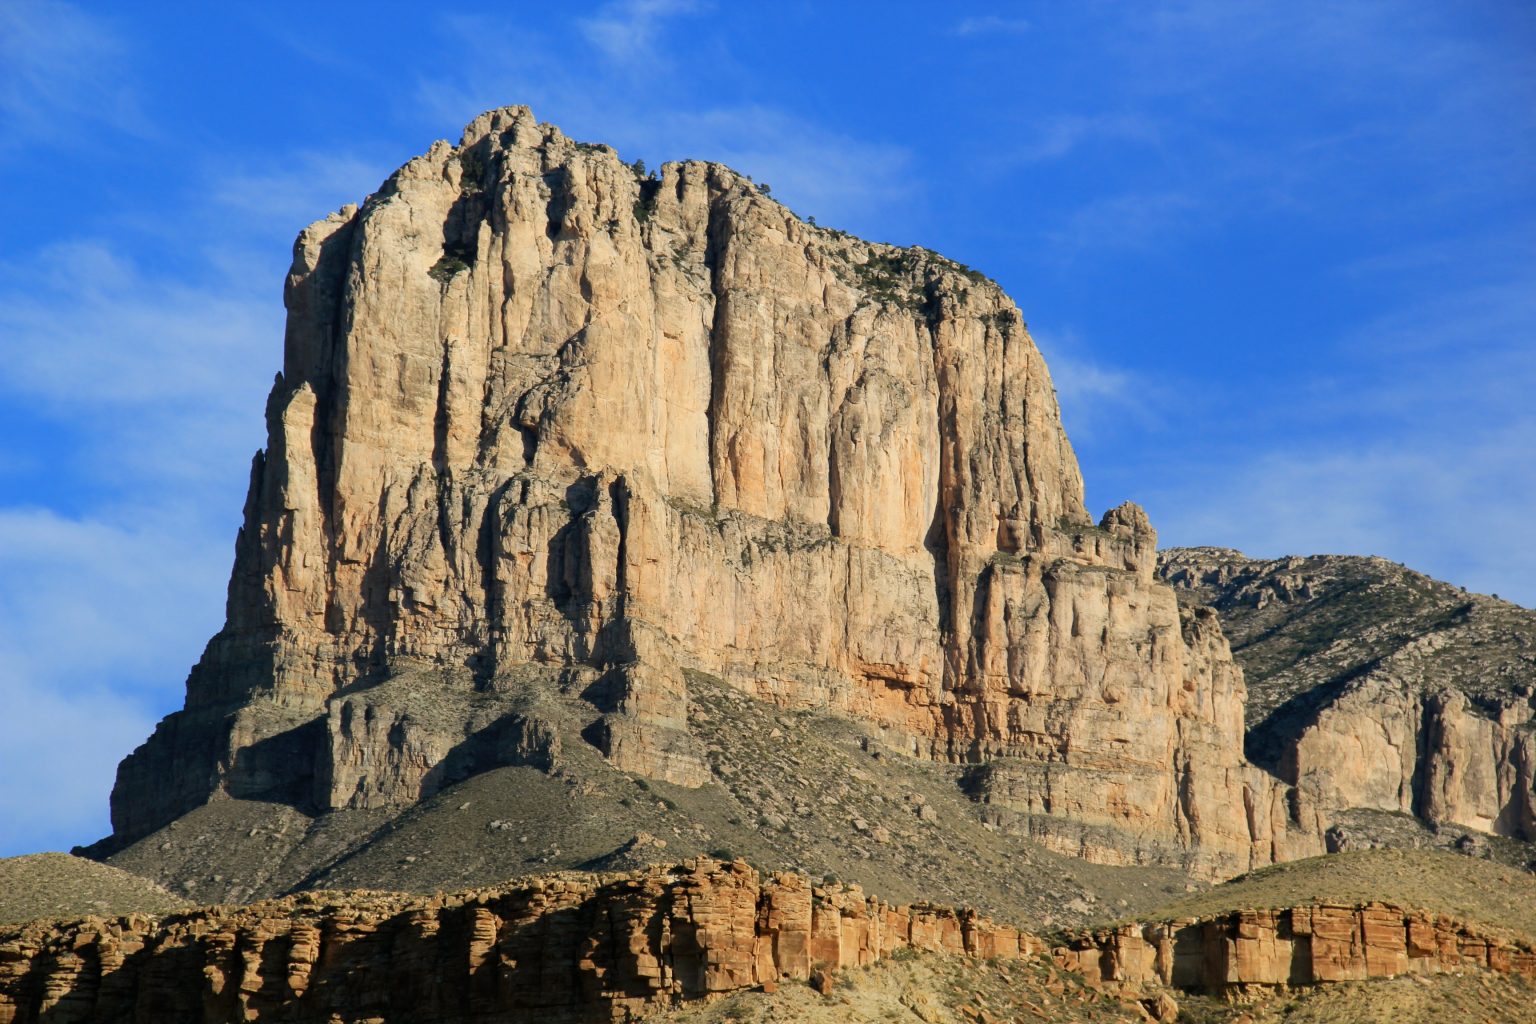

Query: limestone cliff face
left=1159, top=548, right=1536, bottom=843
left=107, top=107, right=1313, bottom=877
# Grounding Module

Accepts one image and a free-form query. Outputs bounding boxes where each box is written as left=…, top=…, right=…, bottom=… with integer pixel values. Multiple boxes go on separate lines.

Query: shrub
left=429, top=255, right=469, bottom=283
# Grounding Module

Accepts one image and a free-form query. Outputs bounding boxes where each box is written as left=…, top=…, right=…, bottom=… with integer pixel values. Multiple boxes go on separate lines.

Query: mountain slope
left=1159, top=548, right=1536, bottom=844
left=0, top=854, right=190, bottom=926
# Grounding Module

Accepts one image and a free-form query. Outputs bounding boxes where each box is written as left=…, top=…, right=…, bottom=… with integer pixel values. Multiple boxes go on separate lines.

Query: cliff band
left=3, top=860, right=1531, bottom=1024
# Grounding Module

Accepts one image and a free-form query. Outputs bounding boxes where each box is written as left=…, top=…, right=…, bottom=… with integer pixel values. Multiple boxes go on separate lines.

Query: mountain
left=87, top=106, right=1319, bottom=898
left=1159, top=548, right=1536, bottom=854
left=10, top=105, right=1531, bottom=1022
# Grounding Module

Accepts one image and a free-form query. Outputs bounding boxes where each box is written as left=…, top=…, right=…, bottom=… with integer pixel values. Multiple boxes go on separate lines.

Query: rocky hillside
left=89, top=670, right=1198, bottom=929
left=1159, top=548, right=1536, bottom=846
left=0, top=855, right=189, bottom=926
left=90, top=106, right=1323, bottom=888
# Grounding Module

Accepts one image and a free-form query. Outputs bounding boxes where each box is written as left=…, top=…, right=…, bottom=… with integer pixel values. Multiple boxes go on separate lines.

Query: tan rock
left=105, top=106, right=1316, bottom=879
left=6, top=862, right=1530, bottom=1024
left=1160, top=548, right=1536, bottom=844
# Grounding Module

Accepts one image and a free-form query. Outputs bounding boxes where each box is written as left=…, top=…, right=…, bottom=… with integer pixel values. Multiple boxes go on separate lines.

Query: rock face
left=3, top=859, right=1531, bottom=1024
left=1159, top=548, right=1536, bottom=843
left=1059, top=903, right=1536, bottom=994
left=0, top=860, right=1041, bottom=1024
left=104, top=106, right=1316, bottom=879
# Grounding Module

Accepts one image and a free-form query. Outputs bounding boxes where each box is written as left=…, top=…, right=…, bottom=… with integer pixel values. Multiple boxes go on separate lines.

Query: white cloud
left=1002, top=113, right=1159, bottom=165
left=1125, top=254, right=1536, bottom=608
left=0, top=240, right=277, bottom=487
left=953, top=15, right=1031, bottom=37
left=209, top=152, right=392, bottom=234
left=578, top=0, right=702, bottom=65
left=0, top=683, right=157, bottom=855
left=0, top=240, right=277, bottom=853
left=0, top=505, right=232, bottom=854
left=1032, top=327, right=1166, bottom=443
left=0, top=506, right=229, bottom=700
left=1146, top=418, right=1536, bottom=608
left=0, top=0, right=148, bottom=149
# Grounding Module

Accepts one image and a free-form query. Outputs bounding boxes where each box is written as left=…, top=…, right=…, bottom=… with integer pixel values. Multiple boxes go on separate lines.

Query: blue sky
left=1, top=1, right=1532, bottom=856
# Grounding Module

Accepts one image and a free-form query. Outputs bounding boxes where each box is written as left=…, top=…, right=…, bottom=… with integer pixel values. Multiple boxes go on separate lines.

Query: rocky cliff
left=0, top=860, right=1040, bottom=1024
left=101, top=106, right=1318, bottom=880
left=3, top=859, right=1531, bottom=1024
left=1059, top=903, right=1536, bottom=993
left=1159, top=549, right=1536, bottom=846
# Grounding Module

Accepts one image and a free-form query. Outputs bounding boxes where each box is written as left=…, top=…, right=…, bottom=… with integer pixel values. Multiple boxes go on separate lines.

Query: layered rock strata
left=1159, top=548, right=1536, bottom=842
left=0, top=860, right=1038, bottom=1024
left=3, top=860, right=1531, bottom=1024
left=1060, top=903, right=1536, bottom=994
left=106, top=105, right=1317, bottom=878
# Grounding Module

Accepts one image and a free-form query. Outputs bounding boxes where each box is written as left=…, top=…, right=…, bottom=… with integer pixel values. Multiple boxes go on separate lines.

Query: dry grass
left=654, top=951, right=1146, bottom=1023
left=0, top=852, right=190, bottom=925
left=1206, top=972, right=1536, bottom=1023
left=1138, top=849, right=1536, bottom=940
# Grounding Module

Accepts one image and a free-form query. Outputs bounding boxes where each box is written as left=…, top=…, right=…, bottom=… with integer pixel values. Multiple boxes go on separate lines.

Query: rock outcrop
left=1059, top=902, right=1536, bottom=995
left=0, top=859, right=1039, bottom=1024
left=103, top=106, right=1318, bottom=879
left=1159, top=548, right=1536, bottom=843
left=3, top=859, right=1531, bottom=1024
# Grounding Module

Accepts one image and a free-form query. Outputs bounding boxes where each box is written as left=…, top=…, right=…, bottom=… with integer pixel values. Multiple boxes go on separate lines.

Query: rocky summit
left=96, top=106, right=1319, bottom=884
left=13, top=105, right=1532, bottom=1023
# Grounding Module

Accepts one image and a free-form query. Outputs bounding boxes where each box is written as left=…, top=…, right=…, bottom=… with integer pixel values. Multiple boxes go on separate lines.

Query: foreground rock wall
left=3, top=860, right=1532, bottom=1024
left=0, top=860, right=1037, bottom=1024
left=1060, top=903, right=1536, bottom=995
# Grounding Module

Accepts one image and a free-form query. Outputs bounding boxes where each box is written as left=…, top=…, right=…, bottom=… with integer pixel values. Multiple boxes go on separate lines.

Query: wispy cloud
left=0, top=680, right=158, bottom=855
left=0, top=0, right=149, bottom=149
left=578, top=0, right=702, bottom=65
left=208, top=151, right=393, bottom=234
left=642, top=105, right=912, bottom=224
left=0, top=236, right=275, bottom=854
left=1132, top=253, right=1536, bottom=608
left=0, top=241, right=276, bottom=486
left=0, top=507, right=230, bottom=700
left=1001, top=112, right=1159, bottom=165
left=1032, top=326, right=1168, bottom=447
left=0, top=505, right=231, bottom=853
left=952, top=15, right=1030, bottom=37
left=1047, top=190, right=1197, bottom=255
left=1146, top=417, right=1536, bottom=608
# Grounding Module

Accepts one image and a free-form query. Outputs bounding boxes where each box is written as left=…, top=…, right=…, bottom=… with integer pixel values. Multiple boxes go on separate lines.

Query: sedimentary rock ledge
left=2, top=859, right=1531, bottom=1023
left=1060, top=902, right=1536, bottom=996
